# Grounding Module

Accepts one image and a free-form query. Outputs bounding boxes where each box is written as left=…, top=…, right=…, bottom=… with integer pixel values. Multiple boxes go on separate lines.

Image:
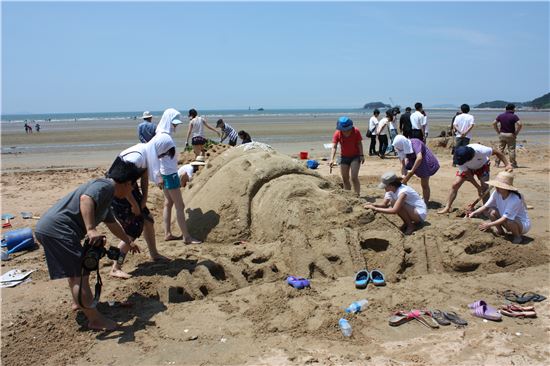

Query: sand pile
left=142, top=145, right=549, bottom=303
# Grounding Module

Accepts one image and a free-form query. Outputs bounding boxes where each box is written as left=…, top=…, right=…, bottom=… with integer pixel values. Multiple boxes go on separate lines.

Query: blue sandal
left=355, top=270, right=370, bottom=289
left=370, top=269, right=386, bottom=286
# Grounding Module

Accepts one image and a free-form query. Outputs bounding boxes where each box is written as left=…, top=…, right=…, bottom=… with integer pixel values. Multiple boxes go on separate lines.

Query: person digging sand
left=364, top=171, right=427, bottom=235
left=467, top=171, right=530, bottom=244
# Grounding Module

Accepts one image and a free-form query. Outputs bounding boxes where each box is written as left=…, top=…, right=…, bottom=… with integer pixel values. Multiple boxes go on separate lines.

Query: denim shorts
left=162, top=173, right=181, bottom=190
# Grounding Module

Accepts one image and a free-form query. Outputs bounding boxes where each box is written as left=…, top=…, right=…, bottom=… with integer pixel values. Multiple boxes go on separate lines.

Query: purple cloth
left=496, top=111, right=519, bottom=133
left=405, top=138, right=440, bottom=178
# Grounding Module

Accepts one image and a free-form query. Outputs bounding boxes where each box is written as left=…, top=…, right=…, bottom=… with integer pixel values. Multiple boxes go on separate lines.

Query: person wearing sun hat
left=178, top=156, right=206, bottom=188
left=364, top=171, right=427, bottom=235
left=330, top=116, right=365, bottom=196
left=137, top=111, right=157, bottom=143
left=467, top=171, right=530, bottom=244
left=438, top=143, right=512, bottom=214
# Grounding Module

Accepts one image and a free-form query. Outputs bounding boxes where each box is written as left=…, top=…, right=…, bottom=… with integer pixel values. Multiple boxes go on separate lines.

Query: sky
left=1, top=1, right=549, bottom=114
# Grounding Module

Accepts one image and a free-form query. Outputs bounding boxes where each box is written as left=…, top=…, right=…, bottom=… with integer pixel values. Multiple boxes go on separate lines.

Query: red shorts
left=456, top=162, right=490, bottom=179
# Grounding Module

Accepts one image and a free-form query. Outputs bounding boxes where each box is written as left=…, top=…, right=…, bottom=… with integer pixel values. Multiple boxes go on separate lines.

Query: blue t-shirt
left=138, top=121, right=157, bottom=143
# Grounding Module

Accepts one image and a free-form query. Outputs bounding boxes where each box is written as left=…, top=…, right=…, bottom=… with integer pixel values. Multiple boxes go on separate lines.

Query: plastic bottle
left=345, top=299, right=369, bottom=314
left=338, top=318, right=352, bottom=337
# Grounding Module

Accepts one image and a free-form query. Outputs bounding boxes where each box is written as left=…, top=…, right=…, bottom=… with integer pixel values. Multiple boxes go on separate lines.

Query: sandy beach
left=1, top=112, right=550, bottom=366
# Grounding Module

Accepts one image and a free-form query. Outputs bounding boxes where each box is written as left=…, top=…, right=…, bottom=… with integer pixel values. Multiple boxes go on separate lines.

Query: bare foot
left=165, top=235, right=183, bottom=241
left=151, top=254, right=170, bottom=262
left=109, top=268, right=132, bottom=279
left=184, top=237, right=202, bottom=244
left=72, top=303, right=80, bottom=311
left=404, top=225, right=416, bottom=235
left=88, top=317, right=118, bottom=331
left=437, top=208, right=450, bottom=214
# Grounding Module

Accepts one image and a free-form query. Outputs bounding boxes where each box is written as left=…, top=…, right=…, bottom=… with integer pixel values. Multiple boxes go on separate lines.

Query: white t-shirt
left=377, top=118, right=388, bottom=136
left=485, top=190, right=530, bottom=233
left=384, top=185, right=427, bottom=221
left=458, top=144, right=492, bottom=173
left=177, top=164, right=194, bottom=180
left=388, top=120, right=397, bottom=131
left=159, top=155, right=178, bottom=175
left=410, top=111, right=424, bottom=130
left=369, top=116, right=379, bottom=135
left=119, top=148, right=147, bottom=169
left=189, top=116, right=205, bottom=138
left=453, top=113, right=475, bottom=139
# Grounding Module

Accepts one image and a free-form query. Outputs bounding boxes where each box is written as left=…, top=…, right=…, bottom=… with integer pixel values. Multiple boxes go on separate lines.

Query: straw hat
left=142, top=111, right=153, bottom=119
left=486, top=171, right=518, bottom=191
left=190, top=155, right=206, bottom=166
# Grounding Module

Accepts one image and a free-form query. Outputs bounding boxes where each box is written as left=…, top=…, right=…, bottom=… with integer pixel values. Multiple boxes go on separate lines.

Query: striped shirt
left=221, top=123, right=238, bottom=143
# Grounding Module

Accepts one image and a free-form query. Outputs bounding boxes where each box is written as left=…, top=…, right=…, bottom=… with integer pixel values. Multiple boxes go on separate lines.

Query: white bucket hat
left=142, top=111, right=153, bottom=119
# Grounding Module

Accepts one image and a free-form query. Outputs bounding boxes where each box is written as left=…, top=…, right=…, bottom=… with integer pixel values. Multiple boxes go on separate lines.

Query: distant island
left=362, top=102, right=391, bottom=109
left=476, top=92, right=550, bottom=109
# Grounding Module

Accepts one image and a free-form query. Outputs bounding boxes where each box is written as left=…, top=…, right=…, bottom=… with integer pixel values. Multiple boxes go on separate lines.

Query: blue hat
left=455, top=146, right=475, bottom=165
left=336, top=116, right=353, bottom=131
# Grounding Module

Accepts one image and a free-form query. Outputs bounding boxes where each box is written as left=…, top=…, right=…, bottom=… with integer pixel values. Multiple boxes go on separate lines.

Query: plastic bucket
left=1, top=228, right=34, bottom=252
left=299, top=151, right=308, bottom=159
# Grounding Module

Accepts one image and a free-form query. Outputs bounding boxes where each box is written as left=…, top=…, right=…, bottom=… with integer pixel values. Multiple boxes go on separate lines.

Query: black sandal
left=443, top=311, right=468, bottom=326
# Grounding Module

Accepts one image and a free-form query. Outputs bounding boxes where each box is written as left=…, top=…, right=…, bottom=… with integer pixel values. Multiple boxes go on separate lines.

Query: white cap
left=142, top=111, right=153, bottom=119
left=178, top=164, right=194, bottom=180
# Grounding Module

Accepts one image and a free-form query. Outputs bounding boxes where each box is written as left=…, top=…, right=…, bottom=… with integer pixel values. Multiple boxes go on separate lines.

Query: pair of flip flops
left=500, top=304, right=537, bottom=318
left=388, top=310, right=439, bottom=329
left=430, top=309, right=468, bottom=326
left=502, top=290, right=546, bottom=304
left=469, top=300, right=502, bottom=321
left=354, top=269, right=385, bottom=289
left=286, top=276, right=310, bottom=289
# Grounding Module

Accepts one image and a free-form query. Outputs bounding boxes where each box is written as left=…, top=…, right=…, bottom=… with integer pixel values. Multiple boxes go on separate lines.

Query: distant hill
left=362, top=102, right=391, bottom=109
left=476, top=92, right=550, bottom=109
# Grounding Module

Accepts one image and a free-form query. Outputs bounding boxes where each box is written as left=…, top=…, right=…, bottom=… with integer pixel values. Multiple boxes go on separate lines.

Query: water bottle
left=345, top=299, right=368, bottom=314
left=338, top=318, right=352, bottom=337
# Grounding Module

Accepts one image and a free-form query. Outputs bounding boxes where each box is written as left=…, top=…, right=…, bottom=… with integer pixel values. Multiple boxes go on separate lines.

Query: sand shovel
left=464, top=189, right=491, bottom=216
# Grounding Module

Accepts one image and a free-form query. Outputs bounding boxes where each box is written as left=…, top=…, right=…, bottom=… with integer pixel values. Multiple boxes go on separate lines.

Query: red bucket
left=299, top=151, right=308, bottom=159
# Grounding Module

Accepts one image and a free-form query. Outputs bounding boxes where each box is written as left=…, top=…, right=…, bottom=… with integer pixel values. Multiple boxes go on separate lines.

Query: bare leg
left=110, top=236, right=136, bottom=279
left=420, top=176, right=430, bottom=204
left=162, top=189, right=176, bottom=240
left=68, top=277, right=117, bottom=331
left=165, top=188, right=201, bottom=244
left=503, top=219, right=523, bottom=243
left=488, top=209, right=505, bottom=235
left=397, top=204, right=422, bottom=235
left=438, top=175, right=466, bottom=213
left=192, top=144, right=202, bottom=157
left=349, top=159, right=361, bottom=196
left=142, top=220, right=167, bottom=260
left=340, top=164, right=351, bottom=191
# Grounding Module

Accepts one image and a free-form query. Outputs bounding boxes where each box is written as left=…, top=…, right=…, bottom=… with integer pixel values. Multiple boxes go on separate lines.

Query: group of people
left=34, top=103, right=528, bottom=332
left=330, top=103, right=529, bottom=241
left=23, top=121, right=40, bottom=133
left=35, top=107, right=253, bottom=331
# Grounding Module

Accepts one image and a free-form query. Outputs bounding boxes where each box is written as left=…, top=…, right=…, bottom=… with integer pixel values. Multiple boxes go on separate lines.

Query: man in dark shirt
left=35, top=164, right=140, bottom=331
left=399, top=107, right=412, bottom=138
left=137, top=111, right=157, bottom=143
left=492, top=103, right=522, bottom=168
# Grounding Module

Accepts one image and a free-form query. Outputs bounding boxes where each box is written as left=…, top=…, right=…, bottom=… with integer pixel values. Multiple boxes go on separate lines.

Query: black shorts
left=191, top=136, right=207, bottom=145
left=340, top=155, right=361, bottom=166
left=35, top=232, right=88, bottom=280
left=111, top=185, right=154, bottom=239
left=228, top=138, right=237, bottom=147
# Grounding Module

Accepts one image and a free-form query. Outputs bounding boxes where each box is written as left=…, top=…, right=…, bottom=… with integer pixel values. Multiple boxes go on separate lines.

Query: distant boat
left=257, top=107, right=264, bottom=111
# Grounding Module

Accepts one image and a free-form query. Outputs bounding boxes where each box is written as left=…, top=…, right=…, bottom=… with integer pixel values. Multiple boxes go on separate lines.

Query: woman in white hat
left=178, top=156, right=206, bottom=188
left=468, top=171, right=530, bottom=244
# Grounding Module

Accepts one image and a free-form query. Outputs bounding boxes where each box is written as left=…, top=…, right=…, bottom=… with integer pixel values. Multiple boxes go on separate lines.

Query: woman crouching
left=467, top=171, right=530, bottom=244
left=364, top=172, right=427, bottom=235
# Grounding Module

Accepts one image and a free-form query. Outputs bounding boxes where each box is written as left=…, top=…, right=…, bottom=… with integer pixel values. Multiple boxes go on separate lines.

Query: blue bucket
left=1, top=228, right=35, bottom=254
